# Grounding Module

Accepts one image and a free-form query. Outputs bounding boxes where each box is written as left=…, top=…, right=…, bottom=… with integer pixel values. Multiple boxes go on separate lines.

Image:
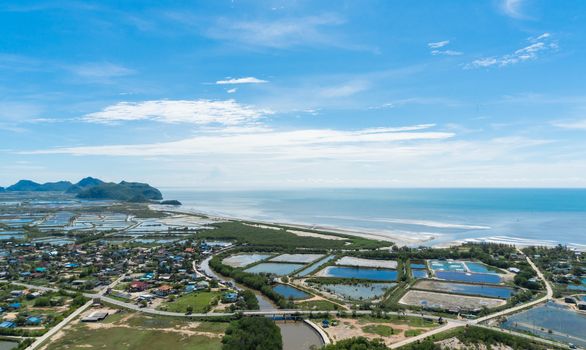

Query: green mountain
left=66, top=177, right=105, bottom=194
left=75, top=181, right=163, bottom=202
left=4, top=177, right=164, bottom=203
left=6, top=180, right=73, bottom=192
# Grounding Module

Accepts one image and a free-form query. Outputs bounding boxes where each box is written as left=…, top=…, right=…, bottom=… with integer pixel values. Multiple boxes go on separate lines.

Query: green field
left=362, top=324, right=395, bottom=336
left=297, top=299, right=339, bottom=311
left=158, top=291, right=221, bottom=313
left=47, top=313, right=224, bottom=350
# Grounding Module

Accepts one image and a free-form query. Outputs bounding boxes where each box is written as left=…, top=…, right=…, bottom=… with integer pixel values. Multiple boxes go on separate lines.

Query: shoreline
left=150, top=204, right=432, bottom=247
left=149, top=204, right=586, bottom=251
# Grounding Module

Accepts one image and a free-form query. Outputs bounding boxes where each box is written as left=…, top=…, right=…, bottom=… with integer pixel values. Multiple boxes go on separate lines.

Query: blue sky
left=1, top=0, right=586, bottom=188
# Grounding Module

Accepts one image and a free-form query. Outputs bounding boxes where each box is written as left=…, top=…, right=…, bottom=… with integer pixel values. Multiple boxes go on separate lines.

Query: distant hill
left=4, top=177, right=164, bottom=202
left=75, top=181, right=162, bottom=202
left=66, top=177, right=105, bottom=194
left=6, top=180, right=73, bottom=192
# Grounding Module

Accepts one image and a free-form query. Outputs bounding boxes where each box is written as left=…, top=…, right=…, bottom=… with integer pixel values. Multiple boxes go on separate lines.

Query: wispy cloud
left=553, top=119, right=586, bottom=130
left=319, top=80, right=369, bottom=98
left=67, top=62, right=135, bottom=82
left=204, top=14, right=357, bottom=50
left=500, top=0, right=528, bottom=19
left=466, top=32, right=557, bottom=69
left=215, top=77, right=268, bottom=85
left=25, top=124, right=454, bottom=158
left=428, top=40, right=462, bottom=56
left=82, top=99, right=273, bottom=125
left=428, top=40, right=450, bottom=49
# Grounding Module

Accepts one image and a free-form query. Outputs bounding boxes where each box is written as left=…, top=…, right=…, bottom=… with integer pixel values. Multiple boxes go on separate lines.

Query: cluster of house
left=0, top=288, right=57, bottom=329
left=0, top=241, right=133, bottom=291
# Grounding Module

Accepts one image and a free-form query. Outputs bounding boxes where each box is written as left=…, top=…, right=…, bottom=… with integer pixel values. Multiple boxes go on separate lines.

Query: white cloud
left=227, top=88, right=237, bottom=94
left=216, top=77, right=268, bottom=85
left=428, top=40, right=450, bottom=49
left=466, top=33, right=556, bottom=69
left=431, top=50, right=462, bottom=56
left=553, top=119, right=586, bottom=130
left=68, top=62, right=134, bottom=79
left=25, top=124, right=454, bottom=158
left=205, top=14, right=352, bottom=49
left=319, top=80, right=369, bottom=98
left=82, top=99, right=273, bottom=125
left=500, top=0, right=527, bottom=19
left=428, top=40, right=462, bottom=56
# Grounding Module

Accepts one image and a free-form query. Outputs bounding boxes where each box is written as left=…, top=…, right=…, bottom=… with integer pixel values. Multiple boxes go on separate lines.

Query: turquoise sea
left=161, top=188, right=586, bottom=248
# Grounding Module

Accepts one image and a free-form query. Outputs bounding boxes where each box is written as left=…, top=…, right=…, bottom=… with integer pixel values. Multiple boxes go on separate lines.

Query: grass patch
left=362, top=324, right=395, bottom=336
left=297, top=300, right=339, bottom=311
left=47, top=323, right=221, bottom=350
left=195, top=322, right=229, bottom=334
left=158, top=292, right=220, bottom=313
left=404, top=329, right=423, bottom=337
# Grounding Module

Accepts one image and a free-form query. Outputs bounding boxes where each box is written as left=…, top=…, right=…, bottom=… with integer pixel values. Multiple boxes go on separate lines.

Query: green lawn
left=297, top=300, right=338, bottom=311
left=47, top=323, right=222, bottom=350
left=158, top=292, right=221, bottom=313
left=404, top=329, right=423, bottom=337
left=362, top=324, right=395, bottom=336
left=195, top=322, right=229, bottom=334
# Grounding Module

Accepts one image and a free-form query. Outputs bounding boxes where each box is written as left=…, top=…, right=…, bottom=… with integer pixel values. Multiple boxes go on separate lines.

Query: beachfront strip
left=0, top=192, right=584, bottom=349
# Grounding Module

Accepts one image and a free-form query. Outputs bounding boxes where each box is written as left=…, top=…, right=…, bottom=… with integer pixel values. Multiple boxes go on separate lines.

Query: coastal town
left=0, top=184, right=584, bottom=350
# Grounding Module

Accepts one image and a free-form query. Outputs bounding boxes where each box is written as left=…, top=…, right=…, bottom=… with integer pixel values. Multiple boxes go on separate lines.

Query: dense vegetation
left=322, top=337, right=388, bottom=350
left=222, top=317, right=282, bottom=350
left=199, top=221, right=383, bottom=249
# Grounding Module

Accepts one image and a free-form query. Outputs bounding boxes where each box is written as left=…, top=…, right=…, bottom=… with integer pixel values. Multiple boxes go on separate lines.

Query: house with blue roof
left=8, top=303, right=21, bottom=309
left=0, top=321, right=16, bottom=329
left=26, top=316, right=42, bottom=325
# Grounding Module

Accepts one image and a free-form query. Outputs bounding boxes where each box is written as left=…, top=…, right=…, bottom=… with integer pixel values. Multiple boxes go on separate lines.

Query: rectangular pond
left=429, top=260, right=467, bottom=272
left=411, top=269, right=428, bottom=279
left=272, top=284, right=311, bottom=300
left=271, top=254, right=324, bottom=264
left=414, top=280, right=514, bottom=299
left=222, top=254, right=272, bottom=268
left=317, top=266, right=398, bottom=281
left=316, top=282, right=396, bottom=300
left=410, top=263, right=427, bottom=269
left=244, top=263, right=305, bottom=276
left=335, top=257, right=397, bottom=269
left=465, top=262, right=499, bottom=274
left=296, top=255, right=335, bottom=277
left=435, top=271, right=501, bottom=284
left=501, top=302, right=586, bottom=348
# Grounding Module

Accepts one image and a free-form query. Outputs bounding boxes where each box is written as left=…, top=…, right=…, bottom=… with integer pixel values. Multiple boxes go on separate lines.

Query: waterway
left=277, top=321, right=324, bottom=350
